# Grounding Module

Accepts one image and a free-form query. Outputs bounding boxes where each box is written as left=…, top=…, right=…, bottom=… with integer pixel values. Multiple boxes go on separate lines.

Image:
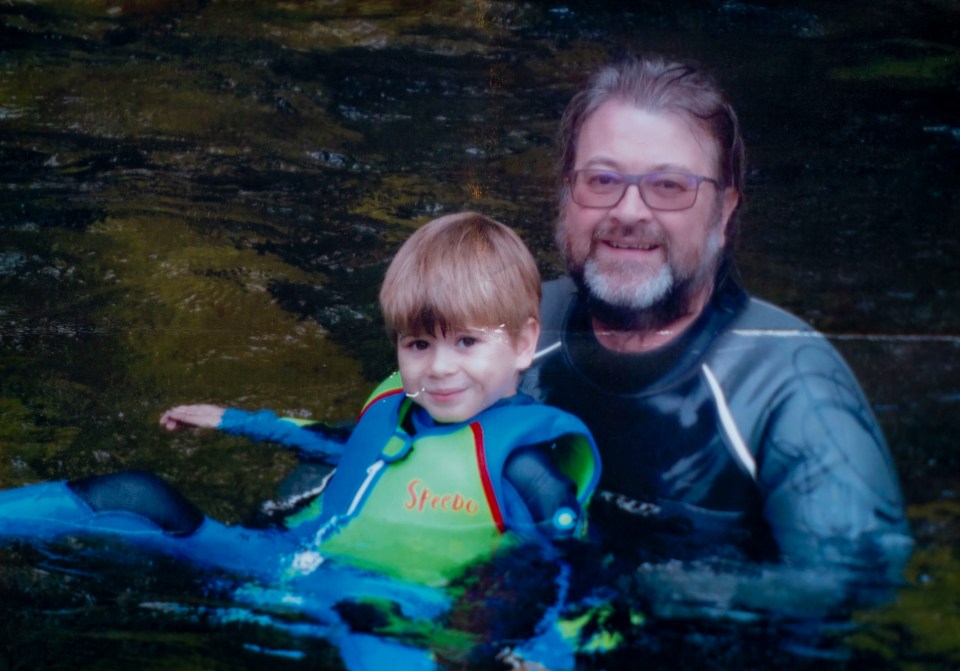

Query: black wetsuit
left=520, top=271, right=912, bottom=573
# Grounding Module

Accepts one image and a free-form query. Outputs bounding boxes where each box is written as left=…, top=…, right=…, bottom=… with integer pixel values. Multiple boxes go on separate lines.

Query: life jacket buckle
left=380, top=429, right=413, bottom=463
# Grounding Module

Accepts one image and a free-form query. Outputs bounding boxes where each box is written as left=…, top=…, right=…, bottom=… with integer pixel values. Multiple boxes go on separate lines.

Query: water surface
left=1, top=1, right=958, bottom=669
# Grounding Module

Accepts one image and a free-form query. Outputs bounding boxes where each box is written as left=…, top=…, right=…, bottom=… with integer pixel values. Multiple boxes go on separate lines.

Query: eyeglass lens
left=572, top=170, right=703, bottom=210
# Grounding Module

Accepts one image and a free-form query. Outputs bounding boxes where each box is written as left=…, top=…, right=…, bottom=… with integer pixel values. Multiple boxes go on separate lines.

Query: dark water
left=0, top=1, right=958, bottom=669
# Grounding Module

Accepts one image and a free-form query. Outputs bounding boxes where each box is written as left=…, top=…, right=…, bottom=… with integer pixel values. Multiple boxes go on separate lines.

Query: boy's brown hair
left=380, top=212, right=541, bottom=343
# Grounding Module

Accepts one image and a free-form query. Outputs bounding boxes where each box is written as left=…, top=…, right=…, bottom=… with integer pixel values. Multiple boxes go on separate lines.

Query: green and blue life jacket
left=281, top=372, right=600, bottom=584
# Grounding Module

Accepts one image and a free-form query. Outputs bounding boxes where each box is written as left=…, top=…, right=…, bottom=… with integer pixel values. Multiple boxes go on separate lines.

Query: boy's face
left=396, top=318, right=539, bottom=423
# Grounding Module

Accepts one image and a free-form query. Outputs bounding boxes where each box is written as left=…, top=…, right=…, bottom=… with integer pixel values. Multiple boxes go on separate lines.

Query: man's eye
left=649, top=175, right=691, bottom=193
left=587, top=171, right=622, bottom=188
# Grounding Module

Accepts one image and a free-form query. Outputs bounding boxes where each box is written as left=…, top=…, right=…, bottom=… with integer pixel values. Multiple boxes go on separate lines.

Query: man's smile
left=604, top=240, right=659, bottom=251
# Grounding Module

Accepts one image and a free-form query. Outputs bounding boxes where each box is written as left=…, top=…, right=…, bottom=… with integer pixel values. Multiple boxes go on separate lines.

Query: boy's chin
left=427, top=409, right=472, bottom=424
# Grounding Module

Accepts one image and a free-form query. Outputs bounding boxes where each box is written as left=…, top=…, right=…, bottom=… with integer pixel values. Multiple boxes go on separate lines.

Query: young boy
left=0, top=213, right=600, bottom=586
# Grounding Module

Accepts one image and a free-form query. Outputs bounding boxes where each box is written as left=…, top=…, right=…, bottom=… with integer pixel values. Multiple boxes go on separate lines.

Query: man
left=521, top=55, right=912, bottom=575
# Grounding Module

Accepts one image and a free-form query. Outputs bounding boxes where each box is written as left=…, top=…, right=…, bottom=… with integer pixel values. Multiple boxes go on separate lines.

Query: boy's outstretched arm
left=159, top=404, right=347, bottom=463
left=159, top=404, right=226, bottom=431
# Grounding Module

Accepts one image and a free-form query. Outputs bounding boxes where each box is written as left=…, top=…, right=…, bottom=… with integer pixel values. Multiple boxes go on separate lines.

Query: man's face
left=558, top=100, right=739, bottom=314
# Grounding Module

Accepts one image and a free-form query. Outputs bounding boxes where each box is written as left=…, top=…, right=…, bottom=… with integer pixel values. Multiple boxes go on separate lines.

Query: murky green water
left=1, top=1, right=958, bottom=669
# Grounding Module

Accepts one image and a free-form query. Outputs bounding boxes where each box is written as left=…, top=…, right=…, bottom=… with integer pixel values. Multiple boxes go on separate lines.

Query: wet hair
left=380, top=212, right=541, bottom=343
left=558, top=55, right=746, bottom=244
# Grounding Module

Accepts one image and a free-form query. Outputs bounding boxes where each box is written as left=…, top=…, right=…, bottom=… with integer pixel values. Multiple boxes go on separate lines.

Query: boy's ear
left=514, top=317, right=540, bottom=370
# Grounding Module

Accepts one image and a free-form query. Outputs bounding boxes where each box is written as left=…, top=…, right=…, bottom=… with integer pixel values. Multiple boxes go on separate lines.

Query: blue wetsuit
left=520, top=272, right=912, bottom=575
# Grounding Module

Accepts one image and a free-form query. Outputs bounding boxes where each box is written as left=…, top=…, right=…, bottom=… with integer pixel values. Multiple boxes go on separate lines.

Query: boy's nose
left=428, top=347, right=457, bottom=376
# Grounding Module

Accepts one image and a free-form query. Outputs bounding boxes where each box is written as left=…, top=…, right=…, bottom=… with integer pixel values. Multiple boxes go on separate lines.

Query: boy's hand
left=159, top=404, right=226, bottom=431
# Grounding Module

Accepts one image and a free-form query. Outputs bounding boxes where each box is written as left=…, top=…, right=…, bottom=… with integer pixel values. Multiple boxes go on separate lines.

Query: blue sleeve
left=218, top=409, right=346, bottom=462
left=756, top=345, right=914, bottom=578
left=502, top=445, right=582, bottom=540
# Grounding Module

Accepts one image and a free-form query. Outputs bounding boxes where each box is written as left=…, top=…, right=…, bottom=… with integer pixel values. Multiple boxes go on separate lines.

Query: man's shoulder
left=710, top=295, right=830, bottom=366
left=731, top=295, right=817, bottom=333
left=541, top=276, right=577, bottom=312
left=543, top=275, right=577, bottom=293
left=709, top=294, right=851, bottom=387
left=536, top=276, right=578, bottom=348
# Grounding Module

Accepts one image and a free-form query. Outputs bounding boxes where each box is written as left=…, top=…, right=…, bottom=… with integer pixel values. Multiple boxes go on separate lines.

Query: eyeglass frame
left=566, top=168, right=722, bottom=211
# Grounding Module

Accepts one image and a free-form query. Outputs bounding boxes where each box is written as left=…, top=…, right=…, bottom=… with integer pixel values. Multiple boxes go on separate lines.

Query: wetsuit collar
left=565, top=266, right=749, bottom=394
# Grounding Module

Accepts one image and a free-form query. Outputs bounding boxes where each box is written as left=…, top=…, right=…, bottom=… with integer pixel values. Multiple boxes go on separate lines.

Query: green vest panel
left=318, top=422, right=505, bottom=585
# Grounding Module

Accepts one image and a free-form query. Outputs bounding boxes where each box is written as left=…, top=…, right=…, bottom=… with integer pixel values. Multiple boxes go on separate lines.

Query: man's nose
left=611, top=183, right=654, bottom=221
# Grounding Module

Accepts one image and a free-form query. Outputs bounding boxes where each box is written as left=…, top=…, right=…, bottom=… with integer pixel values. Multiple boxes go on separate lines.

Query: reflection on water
left=1, top=1, right=958, bottom=669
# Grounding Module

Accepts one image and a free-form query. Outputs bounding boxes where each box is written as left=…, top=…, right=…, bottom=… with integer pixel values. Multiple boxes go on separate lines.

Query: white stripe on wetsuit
left=701, top=363, right=757, bottom=481
left=533, top=341, right=562, bottom=361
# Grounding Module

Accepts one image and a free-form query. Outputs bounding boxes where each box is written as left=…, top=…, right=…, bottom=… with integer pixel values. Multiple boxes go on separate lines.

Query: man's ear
left=514, top=317, right=541, bottom=370
left=718, top=187, right=740, bottom=247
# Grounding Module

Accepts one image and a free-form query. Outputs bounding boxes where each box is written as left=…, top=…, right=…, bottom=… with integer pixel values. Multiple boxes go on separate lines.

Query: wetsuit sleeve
left=502, top=444, right=581, bottom=540
left=218, top=408, right=346, bottom=462
left=755, top=348, right=913, bottom=576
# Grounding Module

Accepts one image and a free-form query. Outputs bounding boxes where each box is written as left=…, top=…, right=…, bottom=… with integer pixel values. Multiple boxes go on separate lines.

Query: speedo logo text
left=405, top=479, right=480, bottom=514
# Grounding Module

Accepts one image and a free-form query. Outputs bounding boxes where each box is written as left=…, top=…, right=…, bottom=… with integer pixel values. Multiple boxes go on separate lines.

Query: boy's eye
left=405, top=339, right=430, bottom=351
left=457, top=335, right=478, bottom=348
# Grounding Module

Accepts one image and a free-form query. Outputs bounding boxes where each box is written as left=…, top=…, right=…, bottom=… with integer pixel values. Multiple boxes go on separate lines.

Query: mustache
left=592, top=223, right=667, bottom=247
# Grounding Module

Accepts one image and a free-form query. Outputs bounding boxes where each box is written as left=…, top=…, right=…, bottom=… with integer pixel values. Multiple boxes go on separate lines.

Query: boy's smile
left=397, top=319, right=538, bottom=423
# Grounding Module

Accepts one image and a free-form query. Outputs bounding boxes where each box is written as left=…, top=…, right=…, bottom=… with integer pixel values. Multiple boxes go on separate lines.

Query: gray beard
left=558, top=201, right=726, bottom=333
left=573, top=267, right=701, bottom=333
left=574, top=233, right=723, bottom=333
left=583, top=258, right=674, bottom=310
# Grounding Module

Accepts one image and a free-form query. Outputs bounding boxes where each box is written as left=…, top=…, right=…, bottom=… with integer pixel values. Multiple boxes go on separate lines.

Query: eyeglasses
left=567, top=169, right=720, bottom=211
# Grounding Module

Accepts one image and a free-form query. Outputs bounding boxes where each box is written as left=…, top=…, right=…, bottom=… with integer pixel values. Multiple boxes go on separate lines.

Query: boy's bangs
left=398, top=278, right=506, bottom=337
left=380, top=212, right=541, bottom=342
